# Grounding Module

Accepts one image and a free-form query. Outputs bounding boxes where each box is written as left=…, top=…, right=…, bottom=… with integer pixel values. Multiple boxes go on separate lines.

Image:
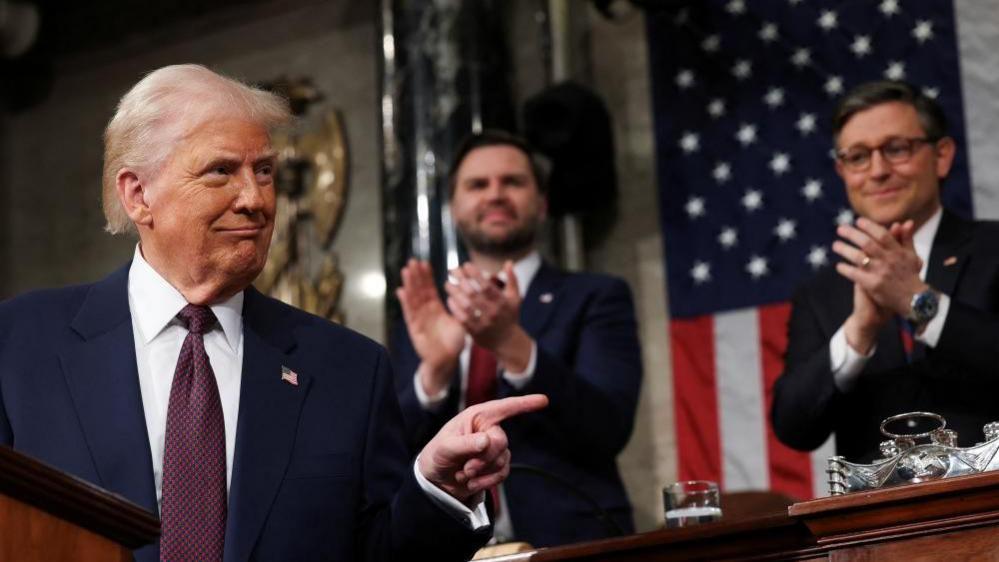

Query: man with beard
left=391, top=130, right=642, bottom=548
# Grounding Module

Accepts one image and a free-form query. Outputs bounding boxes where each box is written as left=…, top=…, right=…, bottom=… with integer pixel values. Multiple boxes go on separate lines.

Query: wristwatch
left=906, top=289, right=940, bottom=331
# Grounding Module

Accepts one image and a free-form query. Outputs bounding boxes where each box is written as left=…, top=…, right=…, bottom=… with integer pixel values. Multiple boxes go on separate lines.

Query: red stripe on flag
left=758, top=302, right=814, bottom=500
left=670, top=316, right=722, bottom=485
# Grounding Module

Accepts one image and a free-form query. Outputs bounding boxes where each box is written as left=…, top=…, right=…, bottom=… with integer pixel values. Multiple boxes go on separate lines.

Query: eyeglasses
left=835, top=137, right=938, bottom=172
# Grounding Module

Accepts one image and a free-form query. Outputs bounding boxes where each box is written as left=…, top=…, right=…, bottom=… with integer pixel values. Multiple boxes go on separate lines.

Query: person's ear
left=934, top=137, right=956, bottom=179
left=116, top=168, right=153, bottom=227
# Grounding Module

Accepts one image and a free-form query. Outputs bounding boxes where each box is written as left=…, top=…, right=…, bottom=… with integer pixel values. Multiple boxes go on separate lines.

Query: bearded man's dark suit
left=391, top=262, right=642, bottom=548
left=0, top=264, right=489, bottom=562
left=772, top=211, right=999, bottom=463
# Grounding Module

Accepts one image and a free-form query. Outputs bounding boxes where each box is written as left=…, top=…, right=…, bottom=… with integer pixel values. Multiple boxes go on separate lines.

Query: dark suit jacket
left=391, top=262, right=642, bottom=548
left=0, top=264, right=489, bottom=562
left=772, top=211, right=999, bottom=463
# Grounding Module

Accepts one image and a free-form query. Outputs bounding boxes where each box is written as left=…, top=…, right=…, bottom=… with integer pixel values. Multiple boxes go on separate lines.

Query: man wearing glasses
left=772, top=80, right=999, bottom=464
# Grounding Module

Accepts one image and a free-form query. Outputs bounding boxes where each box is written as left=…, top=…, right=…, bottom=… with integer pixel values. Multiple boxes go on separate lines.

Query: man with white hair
left=0, top=64, right=546, bottom=561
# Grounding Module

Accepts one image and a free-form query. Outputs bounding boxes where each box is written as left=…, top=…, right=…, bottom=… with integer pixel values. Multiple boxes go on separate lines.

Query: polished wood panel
left=0, top=493, right=130, bottom=562
left=0, top=445, right=159, bottom=558
left=480, top=472, right=999, bottom=561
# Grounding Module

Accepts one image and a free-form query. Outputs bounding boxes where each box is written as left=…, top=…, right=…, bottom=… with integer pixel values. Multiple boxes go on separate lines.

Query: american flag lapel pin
left=943, top=256, right=958, bottom=267
left=281, top=366, right=299, bottom=386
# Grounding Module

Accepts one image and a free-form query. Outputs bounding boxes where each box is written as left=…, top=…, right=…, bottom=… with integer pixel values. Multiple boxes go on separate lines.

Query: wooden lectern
left=0, top=445, right=159, bottom=562
left=480, top=471, right=999, bottom=561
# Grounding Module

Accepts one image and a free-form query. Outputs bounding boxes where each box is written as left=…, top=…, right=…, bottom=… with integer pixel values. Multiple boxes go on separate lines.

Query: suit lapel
left=225, top=289, right=310, bottom=562
left=520, top=262, right=561, bottom=337
left=59, top=266, right=159, bottom=561
left=925, top=210, right=973, bottom=296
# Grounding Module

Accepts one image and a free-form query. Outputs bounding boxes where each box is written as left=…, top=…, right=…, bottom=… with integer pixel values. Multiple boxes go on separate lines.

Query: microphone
left=509, top=463, right=626, bottom=537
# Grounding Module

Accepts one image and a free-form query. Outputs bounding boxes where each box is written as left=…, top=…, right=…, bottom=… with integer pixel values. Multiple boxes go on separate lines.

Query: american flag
left=281, top=366, right=299, bottom=386
left=646, top=0, right=982, bottom=499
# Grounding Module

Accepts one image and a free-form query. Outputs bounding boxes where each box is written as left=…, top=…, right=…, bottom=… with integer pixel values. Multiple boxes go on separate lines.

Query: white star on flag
left=690, top=261, right=712, bottom=284
left=913, top=20, right=934, bottom=43
left=676, top=69, right=696, bottom=89
left=685, top=196, right=706, bottom=219
left=702, top=34, right=721, bottom=53
left=851, top=35, right=872, bottom=58
left=759, top=22, right=779, bottom=43
left=718, top=227, right=738, bottom=249
left=713, top=162, right=732, bottom=183
left=746, top=255, right=769, bottom=279
left=736, top=123, right=757, bottom=146
left=764, top=87, right=785, bottom=108
left=796, top=113, right=817, bottom=135
left=679, top=131, right=700, bottom=153
left=923, top=87, right=940, bottom=99
left=807, top=246, right=829, bottom=269
left=732, top=59, right=753, bottom=80
left=885, top=61, right=906, bottom=80
left=742, top=189, right=763, bottom=212
left=775, top=218, right=797, bottom=242
left=801, top=179, right=823, bottom=201
left=770, top=152, right=791, bottom=176
left=707, top=98, right=726, bottom=118
left=825, top=75, right=844, bottom=96
left=880, top=0, right=901, bottom=17
left=791, top=48, right=811, bottom=69
left=817, top=10, right=838, bottom=31
left=835, top=208, right=855, bottom=226
left=726, top=0, right=746, bottom=16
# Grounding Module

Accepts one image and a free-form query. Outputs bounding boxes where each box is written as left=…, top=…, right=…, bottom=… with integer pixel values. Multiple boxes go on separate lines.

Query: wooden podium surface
left=485, top=471, right=999, bottom=561
left=0, top=445, right=159, bottom=562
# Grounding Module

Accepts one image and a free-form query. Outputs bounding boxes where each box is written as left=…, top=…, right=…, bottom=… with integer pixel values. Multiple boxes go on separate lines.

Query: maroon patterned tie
left=160, top=305, right=226, bottom=562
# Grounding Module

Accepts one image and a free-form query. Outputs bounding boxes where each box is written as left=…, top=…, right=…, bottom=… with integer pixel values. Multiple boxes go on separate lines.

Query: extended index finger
left=471, top=394, right=549, bottom=429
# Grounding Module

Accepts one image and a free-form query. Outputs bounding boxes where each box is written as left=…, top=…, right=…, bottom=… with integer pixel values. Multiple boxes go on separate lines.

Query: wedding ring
left=860, top=255, right=871, bottom=268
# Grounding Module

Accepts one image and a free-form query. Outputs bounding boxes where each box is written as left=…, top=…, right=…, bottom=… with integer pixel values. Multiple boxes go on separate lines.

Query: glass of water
left=663, top=480, right=722, bottom=528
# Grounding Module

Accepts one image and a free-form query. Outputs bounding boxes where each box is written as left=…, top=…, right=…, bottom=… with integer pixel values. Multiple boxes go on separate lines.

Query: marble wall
left=0, top=2, right=385, bottom=341
left=584, top=5, right=675, bottom=533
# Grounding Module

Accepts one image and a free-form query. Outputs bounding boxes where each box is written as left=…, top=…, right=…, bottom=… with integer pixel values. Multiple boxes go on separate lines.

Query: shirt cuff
left=830, top=324, right=875, bottom=392
left=412, top=458, right=491, bottom=530
left=502, top=340, right=537, bottom=390
left=413, top=366, right=450, bottom=412
left=914, top=292, right=950, bottom=348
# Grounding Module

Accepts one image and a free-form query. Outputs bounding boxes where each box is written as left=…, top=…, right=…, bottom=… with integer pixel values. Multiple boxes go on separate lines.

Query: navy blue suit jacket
left=773, top=211, right=999, bottom=463
left=391, top=262, right=642, bottom=548
left=0, top=264, right=489, bottom=561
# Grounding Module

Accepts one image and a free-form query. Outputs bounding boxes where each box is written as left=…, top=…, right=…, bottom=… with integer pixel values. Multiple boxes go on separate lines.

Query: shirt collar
left=914, top=207, right=942, bottom=279
left=509, top=251, right=542, bottom=298
left=127, top=245, right=244, bottom=351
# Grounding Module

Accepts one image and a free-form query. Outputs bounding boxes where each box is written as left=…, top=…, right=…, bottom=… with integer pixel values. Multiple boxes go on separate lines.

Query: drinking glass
left=663, top=480, right=721, bottom=528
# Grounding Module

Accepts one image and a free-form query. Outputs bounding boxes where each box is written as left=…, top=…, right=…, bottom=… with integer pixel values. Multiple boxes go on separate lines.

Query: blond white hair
left=102, top=64, right=291, bottom=234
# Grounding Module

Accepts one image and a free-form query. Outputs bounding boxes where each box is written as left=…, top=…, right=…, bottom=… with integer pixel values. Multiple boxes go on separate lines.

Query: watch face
left=912, top=291, right=939, bottom=323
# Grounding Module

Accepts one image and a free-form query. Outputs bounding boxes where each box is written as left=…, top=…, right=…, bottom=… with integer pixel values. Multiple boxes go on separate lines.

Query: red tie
left=160, top=305, right=226, bottom=562
left=466, top=343, right=498, bottom=407
left=898, top=317, right=914, bottom=362
left=466, top=343, right=501, bottom=515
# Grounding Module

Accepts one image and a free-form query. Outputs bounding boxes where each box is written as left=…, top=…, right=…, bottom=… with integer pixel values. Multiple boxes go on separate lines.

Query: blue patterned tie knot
left=177, top=304, right=216, bottom=335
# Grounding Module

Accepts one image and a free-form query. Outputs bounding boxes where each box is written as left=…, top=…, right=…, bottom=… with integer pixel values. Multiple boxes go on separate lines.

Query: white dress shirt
left=128, top=246, right=244, bottom=511
left=412, top=251, right=542, bottom=541
left=831, top=208, right=952, bottom=391
left=128, top=245, right=489, bottom=530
